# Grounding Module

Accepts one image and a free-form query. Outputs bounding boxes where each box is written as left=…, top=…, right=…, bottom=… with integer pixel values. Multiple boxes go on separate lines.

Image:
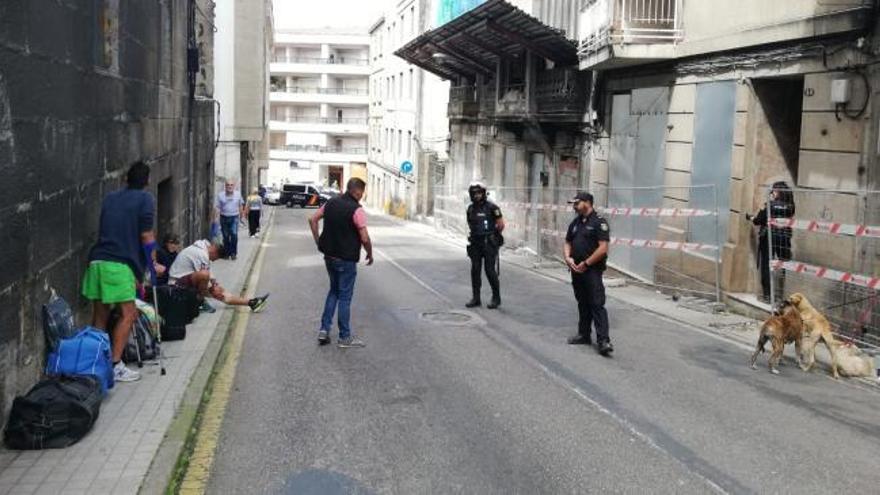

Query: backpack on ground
left=45, top=327, right=114, bottom=395
left=122, top=311, right=161, bottom=367
left=3, top=375, right=102, bottom=450
left=42, top=290, right=77, bottom=353
left=154, top=285, right=199, bottom=341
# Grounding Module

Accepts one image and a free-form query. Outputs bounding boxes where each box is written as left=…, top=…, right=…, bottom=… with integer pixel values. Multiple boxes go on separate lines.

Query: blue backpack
left=45, top=327, right=114, bottom=395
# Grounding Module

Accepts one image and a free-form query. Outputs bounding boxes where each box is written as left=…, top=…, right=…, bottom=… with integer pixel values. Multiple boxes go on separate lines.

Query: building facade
left=368, top=0, right=451, bottom=218
left=397, top=0, right=589, bottom=255
left=268, top=30, right=370, bottom=192
left=579, top=0, right=880, bottom=330
left=214, top=0, right=274, bottom=196
left=0, top=0, right=217, bottom=421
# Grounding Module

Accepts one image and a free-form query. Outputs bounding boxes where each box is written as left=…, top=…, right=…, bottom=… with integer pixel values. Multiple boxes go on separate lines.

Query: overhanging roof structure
left=395, top=0, right=578, bottom=80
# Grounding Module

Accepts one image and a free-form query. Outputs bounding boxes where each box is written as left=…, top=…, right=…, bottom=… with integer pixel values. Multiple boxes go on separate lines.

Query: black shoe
left=317, top=330, right=330, bottom=346
left=465, top=299, right=481, bottom=308
left=248, top=293, right=270, bottom=312
left=598, top=341, right=614, bottom=356
left=486, top=298, right=501, bottom=309
left=567, top=335, right=592, bottom=345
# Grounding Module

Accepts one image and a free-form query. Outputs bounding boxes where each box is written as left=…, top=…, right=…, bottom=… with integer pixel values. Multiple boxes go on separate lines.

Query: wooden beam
left=425, top=43, right=492, bottom=77
left=485, top=20, right=567, bottom=63
left=435, top=40, right=496, bottom=74
left=450, top=32, right=514, bottom=62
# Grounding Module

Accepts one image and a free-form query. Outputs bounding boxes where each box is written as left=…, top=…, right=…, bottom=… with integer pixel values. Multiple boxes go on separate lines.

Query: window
left=410, top=6, right=416, bottom=37
left=398, top=130, right=403, bottom=155
left=399, top=72, right=404, bottom=98
left=409, top=69, right=414, bottom=99
left=407, top=131, right=412, bottom=158
left=95, top=0, right=120, bottom=73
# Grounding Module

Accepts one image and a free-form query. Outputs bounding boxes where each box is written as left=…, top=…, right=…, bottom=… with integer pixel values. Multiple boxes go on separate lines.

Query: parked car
left=263, top=188, right=281, bottom=205
left=280, top=184, right=331, bottom=208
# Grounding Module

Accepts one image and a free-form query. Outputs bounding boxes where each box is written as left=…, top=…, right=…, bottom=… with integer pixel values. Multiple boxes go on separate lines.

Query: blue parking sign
left=400, top=161, right=413, bottom=174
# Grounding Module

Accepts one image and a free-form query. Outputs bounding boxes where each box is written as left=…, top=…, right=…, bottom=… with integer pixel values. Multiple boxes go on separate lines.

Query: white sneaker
left=114, top=362, right=142, bottom=382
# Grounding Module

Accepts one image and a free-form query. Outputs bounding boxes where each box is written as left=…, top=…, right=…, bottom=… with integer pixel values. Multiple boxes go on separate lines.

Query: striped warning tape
left=540, top=229, right=718, bottom=252
left=772, top=259, right=880, bottom=290
left=768, top=218, right=880, bottom=239
left=495, top=201, right=716, bottom=216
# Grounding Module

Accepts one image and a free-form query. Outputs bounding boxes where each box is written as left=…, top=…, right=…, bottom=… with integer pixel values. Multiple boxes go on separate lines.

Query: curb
left=139, top=208, right=275, bottom=494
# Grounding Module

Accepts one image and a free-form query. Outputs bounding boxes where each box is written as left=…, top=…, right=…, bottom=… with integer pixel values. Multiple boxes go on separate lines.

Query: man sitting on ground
left=168, top=239, right=269, bottom=312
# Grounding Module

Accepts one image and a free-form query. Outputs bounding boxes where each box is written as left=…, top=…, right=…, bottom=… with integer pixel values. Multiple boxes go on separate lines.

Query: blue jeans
left=220, top=215, right=239, bottom=257
left=320, top=259, right=358, bottom=339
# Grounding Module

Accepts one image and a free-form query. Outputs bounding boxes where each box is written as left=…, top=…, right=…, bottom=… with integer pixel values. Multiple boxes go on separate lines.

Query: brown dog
left=788, top=292, right=840, bottom=379
left=750, top=300, right=804, bottom=374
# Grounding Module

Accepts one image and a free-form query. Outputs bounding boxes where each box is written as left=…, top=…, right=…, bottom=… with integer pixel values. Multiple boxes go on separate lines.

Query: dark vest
left=319, top=194, right=362, bottom=262
left=467, top=201, right=497, bottom=237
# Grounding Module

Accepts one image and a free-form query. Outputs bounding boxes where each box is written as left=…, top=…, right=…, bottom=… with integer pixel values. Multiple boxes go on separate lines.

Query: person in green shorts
left=82, top=161, right=162, bottom=383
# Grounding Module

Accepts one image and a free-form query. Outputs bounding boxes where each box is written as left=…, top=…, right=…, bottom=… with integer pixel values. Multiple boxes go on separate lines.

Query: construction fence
left=767, top=188, right=880, bottom=349
left=432, top=184, right=723, bottom=302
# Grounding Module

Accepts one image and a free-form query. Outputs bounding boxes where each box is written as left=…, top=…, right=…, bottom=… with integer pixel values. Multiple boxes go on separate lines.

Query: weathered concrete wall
left=0, top=0, right=215, bottom=423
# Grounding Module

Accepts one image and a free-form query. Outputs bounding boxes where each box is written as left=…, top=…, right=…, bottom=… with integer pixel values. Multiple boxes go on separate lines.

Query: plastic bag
left=42, top=290, right=77, bottom=353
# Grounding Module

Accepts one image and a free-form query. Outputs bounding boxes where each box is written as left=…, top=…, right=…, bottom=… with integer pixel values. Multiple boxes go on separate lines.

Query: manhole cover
left=420, top=311, right=474, bottom=324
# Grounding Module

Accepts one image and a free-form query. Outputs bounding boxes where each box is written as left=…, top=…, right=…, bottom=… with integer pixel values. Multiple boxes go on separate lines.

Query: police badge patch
left=600, top=223, right=608, bottom=231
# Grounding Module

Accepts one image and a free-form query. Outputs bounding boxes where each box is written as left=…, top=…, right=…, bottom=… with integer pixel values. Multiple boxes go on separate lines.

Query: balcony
left=270, top=55, right=371, bottom=76
left=269, top=144, right=367, bottom=163
left=269, top=116, right=369, bottom=135
left=535, top=68, right=587, bottom=121
left=269, top=86, right=369, bottom=105
left=479, top=84, right=496, bottom=119
left=578, top=0, right=682, bottom=70
left=447, top=85, right=479, bottom=120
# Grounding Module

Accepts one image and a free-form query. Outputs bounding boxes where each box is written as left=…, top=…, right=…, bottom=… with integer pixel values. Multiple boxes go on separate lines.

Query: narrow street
left=201, top=209, right=880, bottom=494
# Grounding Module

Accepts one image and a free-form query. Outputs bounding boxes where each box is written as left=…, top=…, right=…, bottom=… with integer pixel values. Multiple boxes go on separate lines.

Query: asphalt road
left=207, top=207, right=880, bottom=494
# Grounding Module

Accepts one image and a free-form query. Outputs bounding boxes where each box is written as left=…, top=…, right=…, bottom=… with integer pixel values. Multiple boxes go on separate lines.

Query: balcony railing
left=271, top=116, right=369, bottom=125
left=270, top=86, right=369, bottom=96
left=448, top=85, right=479, bottom=118
left=272, top=55, right=370, bottom=66
left=535, top=68, right=587, bottom=116
left=479, top=84, right=496, bottom=117
left=272, top=144, right=367, bottom=155
left=578, top=0, right=682, bottom=58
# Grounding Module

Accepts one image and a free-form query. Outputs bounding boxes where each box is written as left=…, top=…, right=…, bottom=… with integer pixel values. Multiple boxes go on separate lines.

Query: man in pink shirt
left=308, top=178, right=373, bottom=347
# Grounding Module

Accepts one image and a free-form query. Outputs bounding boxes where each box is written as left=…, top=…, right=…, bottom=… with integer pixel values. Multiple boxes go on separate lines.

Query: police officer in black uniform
left=465, top=181, right=505, bottom=309
left=746, top=181, right=795, bottom=302
left=564, top=192, right=613, bottom=356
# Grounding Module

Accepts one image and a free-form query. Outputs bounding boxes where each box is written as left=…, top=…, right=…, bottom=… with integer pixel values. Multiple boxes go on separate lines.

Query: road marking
left=177, top=213, right=273, bottom=495
left=377, top=244, right=729, bottom=494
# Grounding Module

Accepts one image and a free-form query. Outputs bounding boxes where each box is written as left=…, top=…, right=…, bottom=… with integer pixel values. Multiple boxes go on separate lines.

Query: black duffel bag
left=3, top=375, right=102, bottom=450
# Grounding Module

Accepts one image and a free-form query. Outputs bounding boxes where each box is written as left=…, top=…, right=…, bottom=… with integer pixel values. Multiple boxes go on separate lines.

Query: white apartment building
left=367, top=0, right=449, bottom=218
left=268, top=30, right=370, bottom=190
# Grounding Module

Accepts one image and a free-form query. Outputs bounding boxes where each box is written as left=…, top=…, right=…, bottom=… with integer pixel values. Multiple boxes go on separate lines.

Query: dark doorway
left=751, top=77, right=804, bottom=183
left=328, top=166, right=344, bottom=190
left=157, top=177, right=174, bottom=240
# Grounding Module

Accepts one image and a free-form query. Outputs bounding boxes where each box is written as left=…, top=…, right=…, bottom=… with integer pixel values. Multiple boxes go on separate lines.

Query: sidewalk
left=403, top=215, right=880, bottom=391
left=0, top=210, right=273, bottom=495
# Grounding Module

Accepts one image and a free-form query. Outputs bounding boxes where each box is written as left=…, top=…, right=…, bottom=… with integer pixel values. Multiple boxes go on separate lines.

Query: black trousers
left=571, top=268, right=610, bottom=343
left=468, top=237, right=500, bottom=301
left=248, top=210, right=261, bottom=236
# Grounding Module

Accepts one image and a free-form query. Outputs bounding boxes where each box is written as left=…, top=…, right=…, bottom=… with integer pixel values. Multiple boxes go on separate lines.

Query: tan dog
left=750, top=300, right=804, bottom=374
left=788, top=293, right=840, bottom=379
left=829, top=340, right=875, bottom=378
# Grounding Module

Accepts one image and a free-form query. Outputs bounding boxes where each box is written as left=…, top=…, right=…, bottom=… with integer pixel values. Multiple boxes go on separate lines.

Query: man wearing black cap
left=564, top=191, right=613, bottom=356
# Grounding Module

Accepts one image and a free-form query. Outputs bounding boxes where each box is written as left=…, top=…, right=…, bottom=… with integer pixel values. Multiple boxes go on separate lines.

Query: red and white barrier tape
left=540, top=229, right=718, bottom=252
left=769, top=218, right=880, bottom=239
left=772, top=259, right=880, bottom=290
left=495, top=201, right=715, bottom=217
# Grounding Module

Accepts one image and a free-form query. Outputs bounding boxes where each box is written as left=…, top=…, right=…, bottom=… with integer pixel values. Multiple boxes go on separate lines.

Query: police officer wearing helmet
left=465, top=181, right=505, bottom=309
left=564, top=192, right=613, bottom=356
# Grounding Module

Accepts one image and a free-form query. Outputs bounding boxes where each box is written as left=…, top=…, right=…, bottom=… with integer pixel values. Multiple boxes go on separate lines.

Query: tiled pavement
left=0, top=214, right=270, bottom=495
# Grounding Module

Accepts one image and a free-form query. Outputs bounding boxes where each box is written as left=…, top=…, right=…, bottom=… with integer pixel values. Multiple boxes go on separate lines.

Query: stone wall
left=0, top=0, right=215, bottom=423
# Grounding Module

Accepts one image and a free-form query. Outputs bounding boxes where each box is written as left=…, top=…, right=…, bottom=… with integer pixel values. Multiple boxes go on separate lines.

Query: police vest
left=467, top=201, right=499, bottom=237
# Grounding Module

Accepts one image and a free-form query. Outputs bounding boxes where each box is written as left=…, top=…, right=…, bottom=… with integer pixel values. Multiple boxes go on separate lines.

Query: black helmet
left=468, top=181, right=487, bottom=202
